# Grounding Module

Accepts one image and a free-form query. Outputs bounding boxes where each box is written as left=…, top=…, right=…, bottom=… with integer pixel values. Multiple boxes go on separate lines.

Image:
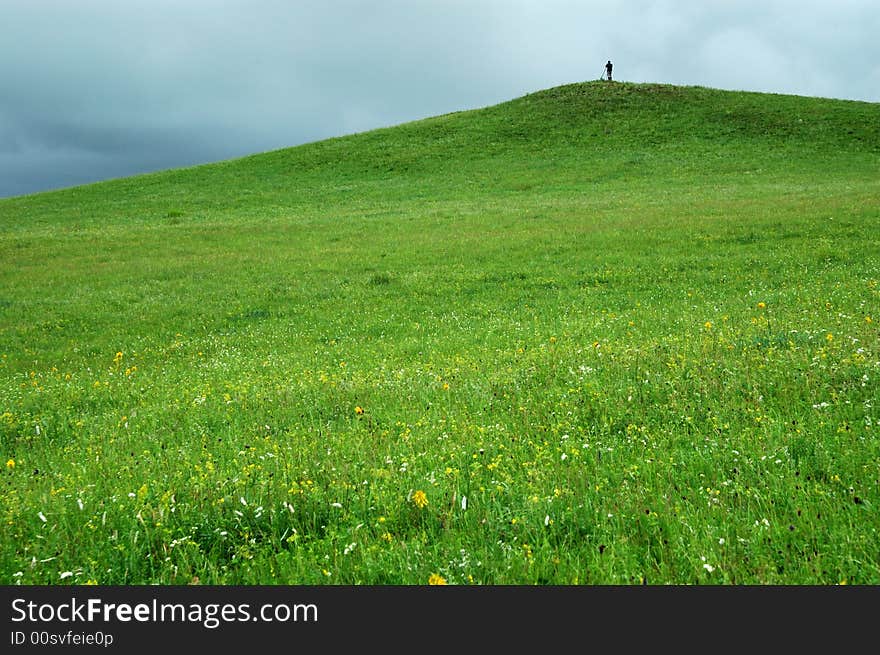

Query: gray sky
left=2, top=0, right=878, bottom=198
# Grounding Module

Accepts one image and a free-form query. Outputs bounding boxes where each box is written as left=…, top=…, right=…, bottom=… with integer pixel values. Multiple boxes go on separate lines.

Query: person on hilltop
left=605, top=60, right=613, bottom=81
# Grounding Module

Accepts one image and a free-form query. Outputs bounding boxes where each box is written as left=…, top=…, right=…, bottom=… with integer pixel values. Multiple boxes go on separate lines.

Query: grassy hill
left=1, top=82, right=878, bottom=584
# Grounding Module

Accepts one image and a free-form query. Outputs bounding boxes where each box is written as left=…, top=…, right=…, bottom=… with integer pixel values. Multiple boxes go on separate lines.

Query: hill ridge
left=1, top=81, right=877, bottom=223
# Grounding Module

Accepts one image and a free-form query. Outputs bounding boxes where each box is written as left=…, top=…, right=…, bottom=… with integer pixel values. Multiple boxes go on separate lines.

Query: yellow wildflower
left=428, top=574, right=447, bottom=585
left=5, top=458, right=14, bottom=470
left=411, top=490, right=428, bottom=509
left=757, top=302, right=766, bottom=310
left=354, top=406, right=364, bottom=415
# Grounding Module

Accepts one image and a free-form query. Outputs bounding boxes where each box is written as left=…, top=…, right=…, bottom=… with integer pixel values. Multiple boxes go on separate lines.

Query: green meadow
left=1, top=81, right=878, bottom=584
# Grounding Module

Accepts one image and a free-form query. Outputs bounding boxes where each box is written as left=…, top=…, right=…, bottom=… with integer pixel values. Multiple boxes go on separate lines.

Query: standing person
left=605, top=60, right=613, bottom=81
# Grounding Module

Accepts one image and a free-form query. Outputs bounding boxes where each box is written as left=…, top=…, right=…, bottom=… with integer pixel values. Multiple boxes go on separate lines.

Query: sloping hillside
left=2, top=82, right=877, bottom=228
left=0, top=83, right=878, bottom=585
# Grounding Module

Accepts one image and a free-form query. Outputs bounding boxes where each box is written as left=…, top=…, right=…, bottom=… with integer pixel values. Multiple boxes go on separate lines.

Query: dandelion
left=704, top=321, right=713, bottom=330
left=412, top=490, right=428, bottom=509
left=113, top=351, right=123, bottom=365
left=865, top=316, right=872, bottom=324
left=354, top=406, right=364, bottom=415
left=826, top=333, right=834, bottom=342
left=5, top=458, right=14, bottom=470
left=428, top=573, right=447, bottom=585
left=757, top=302, right=766, bottom=310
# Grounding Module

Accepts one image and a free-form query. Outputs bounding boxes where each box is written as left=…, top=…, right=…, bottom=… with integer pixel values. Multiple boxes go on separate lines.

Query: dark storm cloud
left=1, top=1, right=878, bottom=198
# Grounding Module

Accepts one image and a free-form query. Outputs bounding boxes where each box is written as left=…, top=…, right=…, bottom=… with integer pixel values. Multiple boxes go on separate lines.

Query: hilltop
left=1, top=82, right=877, bottom=229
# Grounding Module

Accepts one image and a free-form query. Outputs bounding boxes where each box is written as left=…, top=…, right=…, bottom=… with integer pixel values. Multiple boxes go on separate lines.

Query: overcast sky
left=1, top=0, right=878, bottom=198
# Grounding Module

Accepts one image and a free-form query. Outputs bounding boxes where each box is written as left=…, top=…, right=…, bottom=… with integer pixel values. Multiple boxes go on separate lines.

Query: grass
left=0, top=81, right=878, bottom=585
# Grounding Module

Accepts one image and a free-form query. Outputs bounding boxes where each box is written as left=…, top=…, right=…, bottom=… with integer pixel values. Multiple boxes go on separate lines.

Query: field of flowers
left=1, top=82, right=878, bottom=584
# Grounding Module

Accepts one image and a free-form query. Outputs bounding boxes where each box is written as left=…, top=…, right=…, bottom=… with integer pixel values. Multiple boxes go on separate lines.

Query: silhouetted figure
left=605, top=60, right=613, bottom=81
